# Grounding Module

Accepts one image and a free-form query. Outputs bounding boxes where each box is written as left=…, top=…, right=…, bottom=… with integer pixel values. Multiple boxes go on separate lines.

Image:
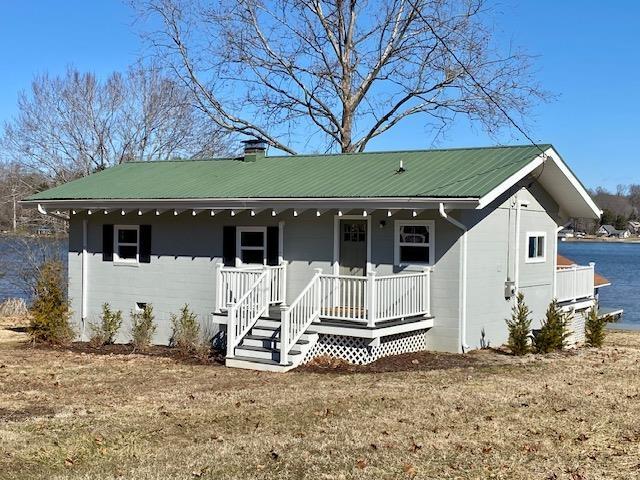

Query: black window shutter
left=102, top=224, right=114, bottom=261
left=139, top=225, right=152, bottom=263
left=223, top=226, right=236, bottom=266
left=266, top=226, right=279, bottom=266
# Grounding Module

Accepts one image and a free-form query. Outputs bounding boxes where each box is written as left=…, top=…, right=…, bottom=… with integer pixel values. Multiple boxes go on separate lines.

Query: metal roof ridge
left=121, top=143, right=550, bottom=164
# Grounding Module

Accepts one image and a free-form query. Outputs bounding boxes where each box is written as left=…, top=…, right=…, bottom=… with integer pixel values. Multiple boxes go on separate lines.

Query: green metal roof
left=26, top=145, right=551, bottom=201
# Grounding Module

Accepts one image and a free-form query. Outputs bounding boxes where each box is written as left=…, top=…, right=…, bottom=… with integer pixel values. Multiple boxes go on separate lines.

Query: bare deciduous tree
left=137, top=0, right=547, bottom=153
left=1, top=64, right=229, bottom=182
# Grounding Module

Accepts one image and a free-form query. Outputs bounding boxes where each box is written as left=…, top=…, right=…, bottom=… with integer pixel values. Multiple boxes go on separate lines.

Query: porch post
left=282, top=260, right=288, bottom=304
left=215, top=262, right=224, bottom=312
left=367, top=271, right=377, bottom=327
left=226, top=301, right=236, bottom=359
left=424, top=267, right=432, bottom=315
left=280, top=304, right=289, bottom=366
left=572, top=264, right=578, bottom=302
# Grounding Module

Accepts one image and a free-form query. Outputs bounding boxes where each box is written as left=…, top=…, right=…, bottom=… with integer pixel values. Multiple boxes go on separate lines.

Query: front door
left=339, top=219, right=367, bottom=276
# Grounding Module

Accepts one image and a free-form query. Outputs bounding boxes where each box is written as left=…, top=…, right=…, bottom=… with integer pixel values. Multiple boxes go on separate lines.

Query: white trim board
left=477, top=147, right=601, bottom=220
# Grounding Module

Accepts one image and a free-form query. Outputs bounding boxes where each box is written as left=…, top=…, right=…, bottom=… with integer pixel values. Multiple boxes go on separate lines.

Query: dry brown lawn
left=0, top=318, right=639, bottom=480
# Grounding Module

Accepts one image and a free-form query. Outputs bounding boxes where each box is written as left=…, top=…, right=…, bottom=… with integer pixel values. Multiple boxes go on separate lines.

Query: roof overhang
left=22, top=196, right=480, bottom=212
left=477, top=147, right=601, bottom=220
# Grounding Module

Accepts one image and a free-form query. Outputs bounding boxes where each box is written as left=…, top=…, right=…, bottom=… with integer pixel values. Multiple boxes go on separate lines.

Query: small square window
left=114, top=226, right=139, bottom=264
left=526, top=233, right=546, bottom=263
left=236, top=227, right=267, bottom=265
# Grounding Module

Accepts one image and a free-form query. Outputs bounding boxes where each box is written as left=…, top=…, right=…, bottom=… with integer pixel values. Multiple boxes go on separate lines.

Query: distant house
left=597, top=224, right=630, bottom=238
left=23, top=142, right=602, bottom=371
left=557, top=228, right=574, bottom=239
left=628, top=220, right=640, bottom=234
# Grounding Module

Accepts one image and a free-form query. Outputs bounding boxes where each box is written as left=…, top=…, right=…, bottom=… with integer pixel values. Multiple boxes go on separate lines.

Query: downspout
left=514, top=199, right=522, bottom=293
left=439, top=203, right=469, bottom=352
left=82, top=219, right=88, bottom=334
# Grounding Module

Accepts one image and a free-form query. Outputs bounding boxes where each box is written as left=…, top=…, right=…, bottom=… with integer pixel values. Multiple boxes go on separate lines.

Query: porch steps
left=226, top=318, right=319, bottom=372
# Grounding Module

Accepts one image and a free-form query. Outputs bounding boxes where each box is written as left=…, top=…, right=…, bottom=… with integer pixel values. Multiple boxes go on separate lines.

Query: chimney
left=242, top=138, right=267, bottom=162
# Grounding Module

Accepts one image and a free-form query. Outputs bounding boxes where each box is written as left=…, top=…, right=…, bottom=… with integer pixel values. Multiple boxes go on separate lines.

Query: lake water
left=0, top=236, right=67, bottom=302
left=0, top=237, right=637, bottom=325
left=559, top=241, right=639, bottom=325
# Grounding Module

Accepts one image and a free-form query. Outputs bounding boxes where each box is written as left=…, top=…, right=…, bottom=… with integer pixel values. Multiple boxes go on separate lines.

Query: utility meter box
left=504, top=280, right=516, bottom=299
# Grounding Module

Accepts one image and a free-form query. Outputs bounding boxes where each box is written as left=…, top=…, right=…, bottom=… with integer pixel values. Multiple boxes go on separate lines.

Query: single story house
left=597, top=224, right=630, bottom=238
left=23, top=141, right=602, bottom=371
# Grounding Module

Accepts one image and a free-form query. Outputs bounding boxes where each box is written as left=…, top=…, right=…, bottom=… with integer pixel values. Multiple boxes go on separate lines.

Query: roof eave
left=476, top=147, right=601, bottom=220
left=22, top=196, right=481, bottom=211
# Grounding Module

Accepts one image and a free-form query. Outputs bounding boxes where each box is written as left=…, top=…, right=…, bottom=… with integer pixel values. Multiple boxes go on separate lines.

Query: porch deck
left=213, top=305, right=435, bottom=338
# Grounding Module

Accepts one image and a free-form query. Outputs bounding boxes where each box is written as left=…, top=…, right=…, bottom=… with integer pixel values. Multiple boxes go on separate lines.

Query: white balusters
left=556, top=263, right=595, bottom=303
left=226, top=269, right=270, bottom=358
left=280, top=269, right=322, bottom=366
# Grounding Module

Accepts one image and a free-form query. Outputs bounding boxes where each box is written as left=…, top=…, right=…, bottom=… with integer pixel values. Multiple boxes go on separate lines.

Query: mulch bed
left=298, top=349, right=493, bottom=374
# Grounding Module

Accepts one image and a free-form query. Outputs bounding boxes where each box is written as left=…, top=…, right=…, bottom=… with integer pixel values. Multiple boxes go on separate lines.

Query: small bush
left=28, top=260, right=73, bottom=344
left=585, top=307, right=606, bottom=347
left=532, top=300, right=570, bottom=354
left=89, top=303, right=123, bottom=347
left=170, top=304, right=207, bottom=356
left=130, top=304, right=156, bottom=352
left=506, top=292, right=532, bottom=355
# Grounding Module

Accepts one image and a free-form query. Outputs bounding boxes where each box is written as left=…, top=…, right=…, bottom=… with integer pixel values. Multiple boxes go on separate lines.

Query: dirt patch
left=0, top=405, right=56, bottom=422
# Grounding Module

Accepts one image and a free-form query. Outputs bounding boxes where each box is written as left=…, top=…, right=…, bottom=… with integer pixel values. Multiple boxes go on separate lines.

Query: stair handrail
left=226, top=269, right=270, bottom=359
left=280, top=268, right=322, bottom=366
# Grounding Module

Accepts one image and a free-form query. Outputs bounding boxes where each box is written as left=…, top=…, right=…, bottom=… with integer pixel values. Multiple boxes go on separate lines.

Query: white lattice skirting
left=303, top=330, right=429, bottom=365
left=567, top=309, right=587, bottom=345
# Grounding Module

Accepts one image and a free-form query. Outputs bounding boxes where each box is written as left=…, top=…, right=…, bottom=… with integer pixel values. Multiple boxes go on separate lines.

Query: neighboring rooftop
left=26, top=145, right=550, bottom=201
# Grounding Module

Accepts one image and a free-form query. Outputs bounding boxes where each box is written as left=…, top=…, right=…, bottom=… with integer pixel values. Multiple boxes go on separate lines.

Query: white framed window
left=526, top=232, right=546, bottom=263
left=114, top=225, right=139, bottom=265
left=394, top=220, right=435, bottom=266
left=236, top=226, right=267, bottom=265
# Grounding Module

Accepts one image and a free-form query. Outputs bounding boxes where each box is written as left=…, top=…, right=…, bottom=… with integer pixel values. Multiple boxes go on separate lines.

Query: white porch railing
left=268, top=264, right=286, bottom=304
left=216, top=263, right=286, bottom=312
left=556, top=263, right=595, bottom=303
left=317, top=269, right=432, bottom=326
left=280, top=269, right=322, bottom=365
left=226, top=269, right=270, bottom=358
left=374, top=271, right=431, bottom=322
left=280, top=268, right=431, bottom=365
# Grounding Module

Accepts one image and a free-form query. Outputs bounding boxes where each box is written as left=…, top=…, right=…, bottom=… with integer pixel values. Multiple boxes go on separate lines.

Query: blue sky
left=0, top=0, right=638, bottom=190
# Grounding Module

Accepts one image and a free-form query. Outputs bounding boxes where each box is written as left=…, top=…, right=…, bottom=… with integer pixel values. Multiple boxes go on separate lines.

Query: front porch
left=212, top=264, right=434, bottom=371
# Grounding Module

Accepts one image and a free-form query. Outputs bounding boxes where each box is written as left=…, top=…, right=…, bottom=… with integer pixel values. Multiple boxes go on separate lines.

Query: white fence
left=556, top=263, right=595, bottom=303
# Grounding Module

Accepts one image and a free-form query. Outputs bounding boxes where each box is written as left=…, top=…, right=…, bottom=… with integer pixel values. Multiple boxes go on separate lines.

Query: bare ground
left=0, top=318, right=639, bottom=479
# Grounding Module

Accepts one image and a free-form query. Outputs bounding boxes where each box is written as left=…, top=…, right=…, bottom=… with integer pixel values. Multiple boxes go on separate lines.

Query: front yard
left=1, top=319, right=639, bottom=479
